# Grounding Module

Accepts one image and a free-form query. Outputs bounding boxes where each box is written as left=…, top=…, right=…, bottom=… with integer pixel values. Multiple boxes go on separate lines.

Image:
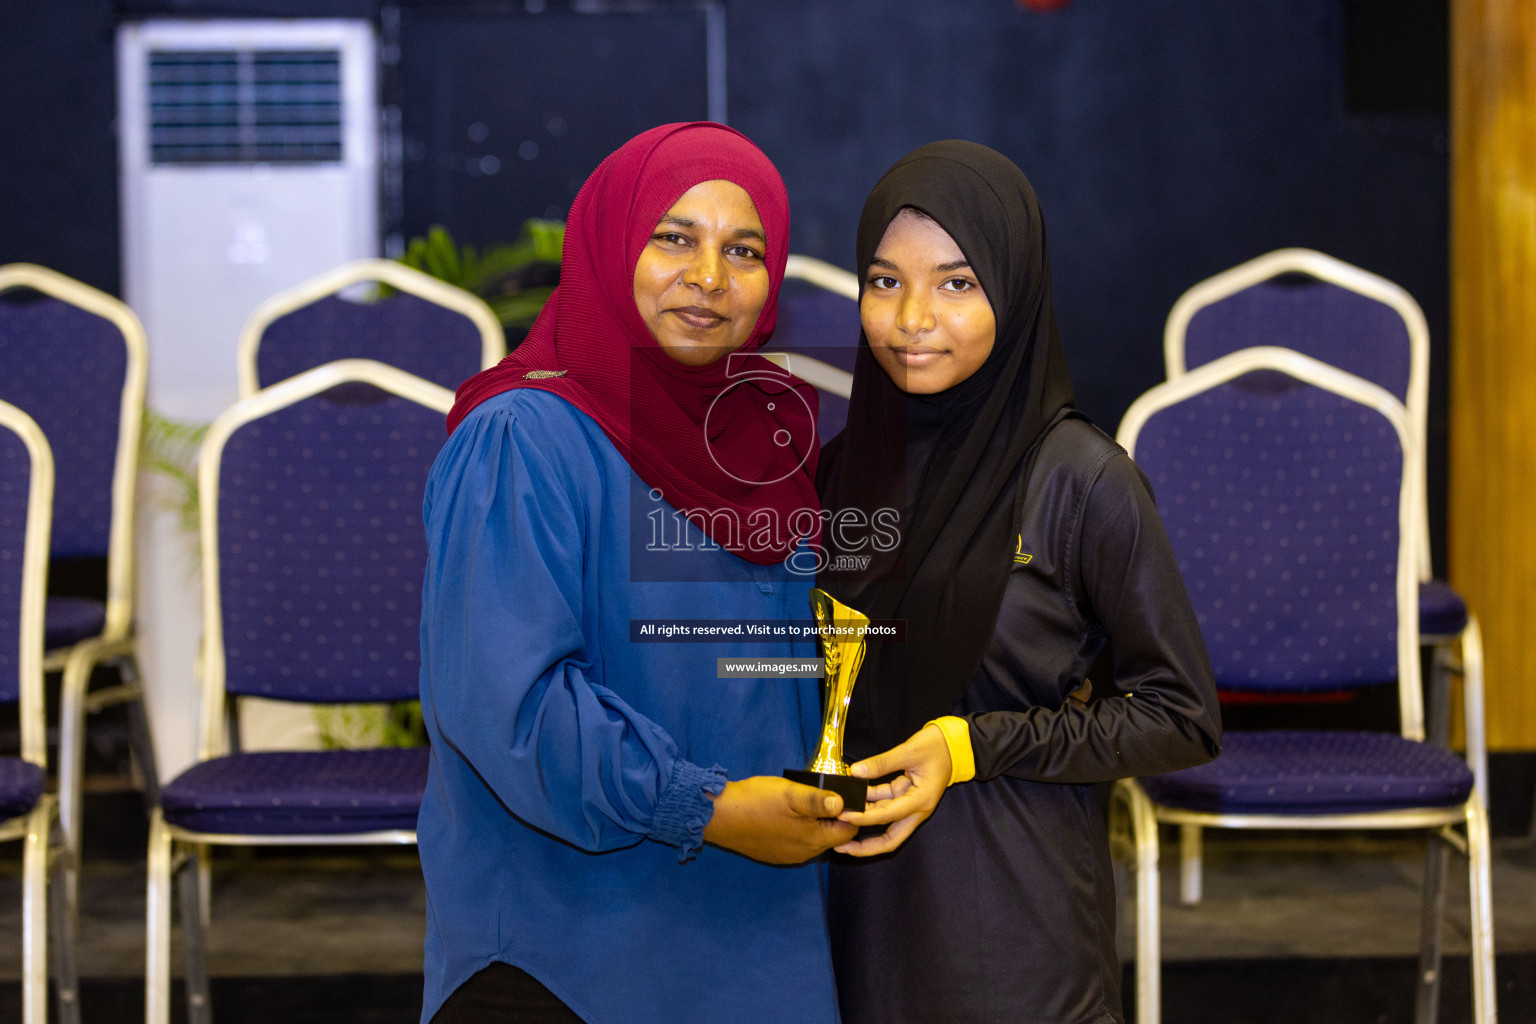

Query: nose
left=682, top=245, right=725, bottom=292
left=896, top=288, right=934, bottom=336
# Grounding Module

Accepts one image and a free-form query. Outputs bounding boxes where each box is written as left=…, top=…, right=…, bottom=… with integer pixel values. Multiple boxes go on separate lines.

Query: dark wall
left=0, top=0, right=1449, bottom=564
left=729, top=0, right=1448, bottom=566
left=395, top=5, right=712, bottom=248
left=0, top=0, right=120, bottom=294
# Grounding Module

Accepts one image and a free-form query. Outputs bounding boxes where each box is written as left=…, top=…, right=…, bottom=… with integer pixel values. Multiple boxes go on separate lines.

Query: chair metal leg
left=1426, top=641, right=1452, bottom=750
left=179, top=842, right=213, bottom=1024
left=1179, top=823, right=1202, bottom=905
left=225, top=696, right=243, bottom=755
left=198, top=845, right=213, bottom=931
left=1465, top=796, right=1498, bottom=1024
left=1460, top=617, right=1489, bottom=812
left=146, top=809, right=175, bottom=1024
left=1415, top=829, right=1449, bottom=1024
left=21, top=799, right=51, bottom=1024
left=48, top=814, right=81, bottom=1024
left=1114, top=781, right=1162, bottom=1024
left=56, top=643, right=96, bottom=924
left=118, top=653, right=163, bottom=809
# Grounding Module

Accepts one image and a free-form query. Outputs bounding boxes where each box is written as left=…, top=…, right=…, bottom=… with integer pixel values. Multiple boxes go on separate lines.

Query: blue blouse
left=417, top=389, right=838, bottom=1024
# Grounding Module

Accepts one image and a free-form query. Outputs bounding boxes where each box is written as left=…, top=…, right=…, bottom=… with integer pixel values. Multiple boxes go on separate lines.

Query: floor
left=0, top=824, right=1534, bottom=1021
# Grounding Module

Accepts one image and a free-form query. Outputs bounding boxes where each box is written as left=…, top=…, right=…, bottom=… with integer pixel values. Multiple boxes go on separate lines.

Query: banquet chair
left=145, top=359, right=452, bottom=1024
left=0, top=263, right=156, bottom=916
left=0, top=398, right=81, bottom=1024
left=236, top=257, right=505, bottom=398
left=1162, top=248, right=1486, bottom=902
left=760, top=255, right=858, bottom=441
left=1110, top=347, right=1495, bottom=1024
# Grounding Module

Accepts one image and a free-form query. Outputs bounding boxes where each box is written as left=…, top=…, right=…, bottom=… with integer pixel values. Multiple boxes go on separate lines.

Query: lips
left=888, top=346, right=944, bottom=366
left=669, top=306, right=728, bottom=330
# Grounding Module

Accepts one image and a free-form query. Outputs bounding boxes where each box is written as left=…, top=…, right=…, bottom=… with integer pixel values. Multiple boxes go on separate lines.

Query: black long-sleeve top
left=830, top=417, right=1221, bottom=1024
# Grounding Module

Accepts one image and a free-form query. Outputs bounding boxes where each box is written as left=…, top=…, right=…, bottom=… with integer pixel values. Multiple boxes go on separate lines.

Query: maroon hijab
left=448, top=122, right=819, bottom=564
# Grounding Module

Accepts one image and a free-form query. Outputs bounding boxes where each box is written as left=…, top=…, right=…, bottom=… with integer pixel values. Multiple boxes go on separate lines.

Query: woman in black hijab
left=818, top=141, right=1221, bottom=1023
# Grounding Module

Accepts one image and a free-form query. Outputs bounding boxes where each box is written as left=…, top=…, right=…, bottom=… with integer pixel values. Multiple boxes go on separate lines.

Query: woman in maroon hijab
left=417, top=123, right=852, bottom=1024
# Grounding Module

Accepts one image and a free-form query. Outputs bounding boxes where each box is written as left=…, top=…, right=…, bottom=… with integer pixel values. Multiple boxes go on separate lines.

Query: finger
left=784, top=783, right=843, bottom=819
left=820, top=818, right=858, bottom=843
left=837, top=791, right=927, bottom=827
left=848, top=735, right=920, bottom=780
left=833, top=822, right=904, bottom=857
left=850, top=774, right=912, bottom=809
left=877, top=813, right=923, bottom=851
left=834, top=813, right=924, bottom=857
left=832, top=831, right=886, bottom=856
left=855, top=775, right=908, bottom=805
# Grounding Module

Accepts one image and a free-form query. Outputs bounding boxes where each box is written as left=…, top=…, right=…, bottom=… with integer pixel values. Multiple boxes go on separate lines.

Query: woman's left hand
left=834, top=723, right=952, bottom=857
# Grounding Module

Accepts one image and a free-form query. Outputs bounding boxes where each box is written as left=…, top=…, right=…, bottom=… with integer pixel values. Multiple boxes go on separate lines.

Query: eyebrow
left=657, top=215, right=766, bottom=243
left=867, top=256, right=973, bottom=273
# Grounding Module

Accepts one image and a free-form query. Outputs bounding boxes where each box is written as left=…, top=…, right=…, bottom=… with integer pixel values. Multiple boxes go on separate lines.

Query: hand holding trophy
left=784, top=588, right=869, bottom=812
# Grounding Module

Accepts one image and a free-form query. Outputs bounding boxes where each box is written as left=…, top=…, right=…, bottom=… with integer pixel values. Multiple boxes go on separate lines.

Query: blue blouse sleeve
left=420, top=398, right=726, bottom=857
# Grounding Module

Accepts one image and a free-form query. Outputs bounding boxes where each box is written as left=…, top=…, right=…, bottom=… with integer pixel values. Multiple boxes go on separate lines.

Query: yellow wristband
left=925, top=716, right=976, bottom=786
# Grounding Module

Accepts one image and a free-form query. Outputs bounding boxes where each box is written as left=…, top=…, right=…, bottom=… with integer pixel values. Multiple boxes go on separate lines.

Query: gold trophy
left=783, top=588, right=868, bottom=812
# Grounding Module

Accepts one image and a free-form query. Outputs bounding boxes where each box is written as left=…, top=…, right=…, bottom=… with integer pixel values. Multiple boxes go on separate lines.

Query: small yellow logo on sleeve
left=1014, top=535, right=1032, bottom=565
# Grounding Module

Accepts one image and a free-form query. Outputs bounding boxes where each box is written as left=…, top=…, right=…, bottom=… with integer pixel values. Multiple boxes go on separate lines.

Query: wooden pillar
left=1450, top=0, right=1536, bottom=748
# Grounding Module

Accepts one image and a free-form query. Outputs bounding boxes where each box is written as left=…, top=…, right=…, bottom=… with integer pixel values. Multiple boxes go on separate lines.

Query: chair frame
left=784, top=253, right=859, bottom=302
left=1163, top=248, right=1429, bottom=451
left=1161, top=249, right=1487, bottom=914
left=0, top=398, right=80, bottom=1024
left=235, top=258, right=506, bottom=399
left=1165, top=247, right=1432, bottom=593
left=1111, top=347, right=1495, bottom=1024
left=145, top=359, right=454, bottom=1024
left=0, top=262, right=155, bottom=919
left=766, top=254, right=861, bottom=400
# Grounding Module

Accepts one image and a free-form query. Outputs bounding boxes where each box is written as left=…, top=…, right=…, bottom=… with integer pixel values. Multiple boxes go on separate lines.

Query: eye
left=941, top=277, right=976, bottom=293
left=653, top=231, right=690, bottom=247
left=866, top=274, right=898, bottom=291
left=726, top=243, right=764, bottom=260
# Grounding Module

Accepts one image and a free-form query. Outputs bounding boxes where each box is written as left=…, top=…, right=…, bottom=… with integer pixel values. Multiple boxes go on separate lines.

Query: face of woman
left=862, top=209, right=996, bottom=394
left=633, top=179, right=771, bottom=367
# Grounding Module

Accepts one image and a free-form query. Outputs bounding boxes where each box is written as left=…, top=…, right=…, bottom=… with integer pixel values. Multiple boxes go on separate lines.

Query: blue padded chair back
left=0, top=425, right=31, bottom=705
left=214, top=384, right=443, bottom=703
left=0, top=294, right=126, bottom=559
left=765, top=283, right=860, bottom=442
left=256, top=293, right=486, bottom=394
left=1131, top=369, right=1407, bottom=694
left=0, top=400, right=51, bottom=773
left=1183, top=277, right=1412, bottom=408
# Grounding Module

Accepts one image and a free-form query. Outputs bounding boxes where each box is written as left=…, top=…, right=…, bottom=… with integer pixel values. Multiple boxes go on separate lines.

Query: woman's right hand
left=702, top=776, right=858, bottom=864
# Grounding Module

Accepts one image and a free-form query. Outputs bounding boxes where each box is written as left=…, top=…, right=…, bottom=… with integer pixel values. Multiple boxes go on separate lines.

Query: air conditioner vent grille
left=148, top=49, right=344, bottom=165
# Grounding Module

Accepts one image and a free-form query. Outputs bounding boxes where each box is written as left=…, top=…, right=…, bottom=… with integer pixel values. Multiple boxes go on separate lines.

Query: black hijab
left=818, top=140, right=1076, bottom=757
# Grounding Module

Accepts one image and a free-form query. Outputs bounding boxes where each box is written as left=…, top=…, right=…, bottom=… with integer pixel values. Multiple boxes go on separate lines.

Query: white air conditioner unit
left=117, top=19, right=378, bottom=778
left=118, top=18, right=378, bottom=419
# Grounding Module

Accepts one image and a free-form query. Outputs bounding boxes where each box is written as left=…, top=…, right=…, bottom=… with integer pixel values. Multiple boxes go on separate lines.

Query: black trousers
left=431, top=962, right=586, bottom=1024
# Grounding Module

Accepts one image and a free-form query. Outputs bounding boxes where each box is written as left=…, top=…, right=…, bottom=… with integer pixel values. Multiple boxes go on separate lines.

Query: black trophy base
left=784, top=768, right=867, bottom=813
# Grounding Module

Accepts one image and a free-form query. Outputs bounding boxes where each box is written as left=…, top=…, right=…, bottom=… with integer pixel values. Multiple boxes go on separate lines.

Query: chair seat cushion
left=0, top=757, right=46, bottom=821
left=45, top=596, right=106, bottom=651
left=1140, top=730, right=1474, bottom=816
left=162, top=747, right=428, bottom=835
left=1419, top=579, right=1469, bottom=638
